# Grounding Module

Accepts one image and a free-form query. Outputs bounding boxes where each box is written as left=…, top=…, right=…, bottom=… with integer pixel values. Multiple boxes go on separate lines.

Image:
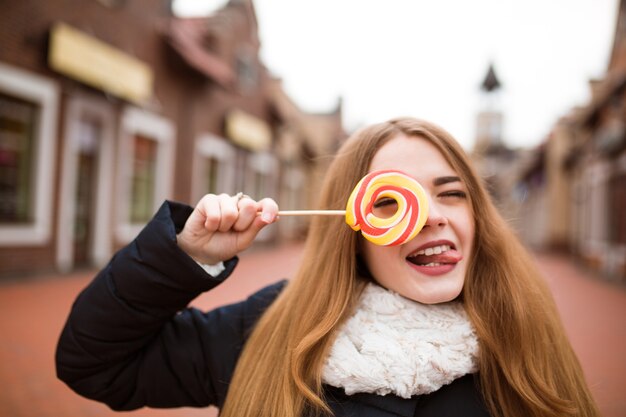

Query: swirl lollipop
left=345, top=170, right=429, bottom=246
left=277, top=169, right=429, bottom=246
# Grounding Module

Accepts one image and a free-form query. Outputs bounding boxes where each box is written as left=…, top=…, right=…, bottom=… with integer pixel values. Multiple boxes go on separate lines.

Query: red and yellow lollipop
left=345, top=170, right=429, bottom=246
left=277, top=169, right=429, bottom=246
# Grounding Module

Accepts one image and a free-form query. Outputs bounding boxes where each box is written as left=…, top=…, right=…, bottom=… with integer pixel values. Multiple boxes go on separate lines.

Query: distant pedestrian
left=56, top=117, right=599, bottom=417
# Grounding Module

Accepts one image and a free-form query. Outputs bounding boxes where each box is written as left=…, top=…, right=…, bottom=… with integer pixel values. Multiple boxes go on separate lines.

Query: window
left=609, top=172, right=626, bottom=244
left=246, top=152, right=276, bottom=200
left=192, top=134, right=235, bottom=202
left=236, top=49, right=257, bottom=94
left=0, top=63, right=59, bottom=246
left=280, top=165, right=306, bottom=239
left=116, top=107, right=175, bottom=243
left=130, top=134, right=157, bottom=223
left=0, top=93, right=37, bottom=223
left=246, top=152, right=277, bottom=242
left=253, top=171, right=267, bottom=199
left=204, top=155, right=219, bottom=195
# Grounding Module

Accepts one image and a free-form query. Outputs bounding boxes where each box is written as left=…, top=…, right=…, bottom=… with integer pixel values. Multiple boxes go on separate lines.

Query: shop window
left=204, top=155, right=219, bottom=194
left=0, top=63, right=59, bottom=246
left=246, top=152, right=277, bottom=200
left=116, top=107, right=175, bottom=243
left=609, top=173, right=626, bottom=244
left=253, top=171, right=267, bottom=199
left=246, top=152, right=277, bottom=242
left=193, top=134, right=235, bottom=201
left=280, top=165, right=306, bottom=239
left=130, top=134, right=157, bottom=223
left=0, top=93, right=37, bottom=224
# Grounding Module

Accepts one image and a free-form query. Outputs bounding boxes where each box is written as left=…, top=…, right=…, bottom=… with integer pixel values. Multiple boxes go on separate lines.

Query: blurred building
left=471, top=64, right=520, bottom=218
left=0, top=0, right=344, bottom=278
left=267, top=78, right=344, bottom=239
left=512, top=122, right=573, bottom=250
left=514, top=0, right=626, bottom=282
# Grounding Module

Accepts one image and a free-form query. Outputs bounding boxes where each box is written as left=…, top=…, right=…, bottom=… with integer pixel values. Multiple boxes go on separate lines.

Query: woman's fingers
left=216, top=194, right=239, bottom=232
left=236, top=198, right=279, bottom=248
left=198, top=194, right=278, bottom=235
left=258, top=198, right=279, bottom=224
left=233, top=196, right=258, bottom=232
left=233, top=196, right=280, bottom=232
left=200, top=194, right=221, bottom=232
left=178, top=193, right=280, bottom=263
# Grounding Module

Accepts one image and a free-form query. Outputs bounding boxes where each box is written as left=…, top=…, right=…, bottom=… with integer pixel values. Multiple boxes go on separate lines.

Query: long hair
left=220, top=117, right=599, bottom=417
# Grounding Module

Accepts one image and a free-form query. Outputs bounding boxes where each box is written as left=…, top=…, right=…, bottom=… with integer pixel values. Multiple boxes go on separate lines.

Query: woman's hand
left=176, top=193, right=278, bottom=265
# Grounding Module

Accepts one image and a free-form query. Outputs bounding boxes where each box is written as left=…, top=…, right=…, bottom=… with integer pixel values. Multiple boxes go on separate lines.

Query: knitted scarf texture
left=322, top=282, right=479, bottom=398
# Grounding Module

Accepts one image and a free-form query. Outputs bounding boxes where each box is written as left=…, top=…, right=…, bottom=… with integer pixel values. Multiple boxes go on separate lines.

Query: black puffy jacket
left=56, top=201, right=490, bottom=417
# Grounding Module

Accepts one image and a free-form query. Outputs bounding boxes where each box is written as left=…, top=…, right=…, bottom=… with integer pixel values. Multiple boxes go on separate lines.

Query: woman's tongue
left=408, top=250, right=463, bottom=266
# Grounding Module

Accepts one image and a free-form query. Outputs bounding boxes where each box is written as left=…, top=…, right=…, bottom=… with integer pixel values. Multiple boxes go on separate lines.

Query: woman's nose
left=423, top=198, right=448, bottom=228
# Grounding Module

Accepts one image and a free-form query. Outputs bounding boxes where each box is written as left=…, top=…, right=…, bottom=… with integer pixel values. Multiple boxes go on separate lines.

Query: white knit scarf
left=322, top=283, right=479, bottom=399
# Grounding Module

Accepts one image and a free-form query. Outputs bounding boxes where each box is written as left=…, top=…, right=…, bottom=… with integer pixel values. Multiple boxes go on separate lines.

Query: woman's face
left=360, top=134, right=474, bottom=304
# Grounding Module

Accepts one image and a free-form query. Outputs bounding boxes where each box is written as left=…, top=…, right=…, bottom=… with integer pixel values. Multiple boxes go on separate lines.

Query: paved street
left=0, top=244, right=624, bottom=417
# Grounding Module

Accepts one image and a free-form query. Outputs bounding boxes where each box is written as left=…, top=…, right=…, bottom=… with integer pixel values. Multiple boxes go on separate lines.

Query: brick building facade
left=513, top=0, right=626, bottom=282
left=0, top=0, right=344, bottom=278
left=565, top=0, right=626, bottom=281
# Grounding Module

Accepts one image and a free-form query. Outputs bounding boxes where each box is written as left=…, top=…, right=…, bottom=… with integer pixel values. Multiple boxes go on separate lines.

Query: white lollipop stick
left=276, top=210, right=346, bottom=216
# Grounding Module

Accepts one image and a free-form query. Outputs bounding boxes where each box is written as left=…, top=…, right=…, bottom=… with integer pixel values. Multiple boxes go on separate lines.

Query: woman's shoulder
left=211, top=279, right=288, bottom=338
left=237, top=279, right=288, bottom=318
left=246, top=280, right=288, bottom=307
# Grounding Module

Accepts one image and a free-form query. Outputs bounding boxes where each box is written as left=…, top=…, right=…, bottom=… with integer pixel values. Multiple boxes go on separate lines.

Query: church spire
left=481, top=63, right=501, bottom=92
left=474, top=63, right=504, bottom=153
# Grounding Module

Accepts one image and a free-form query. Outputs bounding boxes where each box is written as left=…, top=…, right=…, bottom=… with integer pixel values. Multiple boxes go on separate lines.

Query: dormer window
left=202, top=32, right=219, bottom=54
left=236, top=49, right=257, bottom=94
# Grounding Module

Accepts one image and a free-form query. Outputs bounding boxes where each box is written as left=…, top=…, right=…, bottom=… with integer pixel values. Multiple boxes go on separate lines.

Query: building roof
left=481, top=64, right=501, bottom=92
left=166, top=18, right=235, bottom=88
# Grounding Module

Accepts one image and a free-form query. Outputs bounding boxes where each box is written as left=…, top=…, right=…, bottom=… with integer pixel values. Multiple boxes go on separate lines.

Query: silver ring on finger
left=235, top=192, right=251, bottom=202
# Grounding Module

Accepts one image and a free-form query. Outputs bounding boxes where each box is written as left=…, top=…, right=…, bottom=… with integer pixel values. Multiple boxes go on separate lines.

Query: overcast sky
left=173, top=0, right=619, bottom=150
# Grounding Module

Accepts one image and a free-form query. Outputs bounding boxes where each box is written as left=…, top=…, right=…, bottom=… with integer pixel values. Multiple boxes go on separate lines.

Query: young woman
left=56, top=117, right=599, bottom=417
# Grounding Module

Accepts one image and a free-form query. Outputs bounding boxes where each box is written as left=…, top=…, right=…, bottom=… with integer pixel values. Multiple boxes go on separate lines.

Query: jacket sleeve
left=55, top=201, right=286, bottom=410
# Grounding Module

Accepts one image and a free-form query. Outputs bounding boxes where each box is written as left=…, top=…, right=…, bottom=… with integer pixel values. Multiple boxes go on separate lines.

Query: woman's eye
left=439, top=190, right=467, bottom=199
left=372, top=197, right=398, bottom=218
left=373, top=197, right=397, bottom=208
